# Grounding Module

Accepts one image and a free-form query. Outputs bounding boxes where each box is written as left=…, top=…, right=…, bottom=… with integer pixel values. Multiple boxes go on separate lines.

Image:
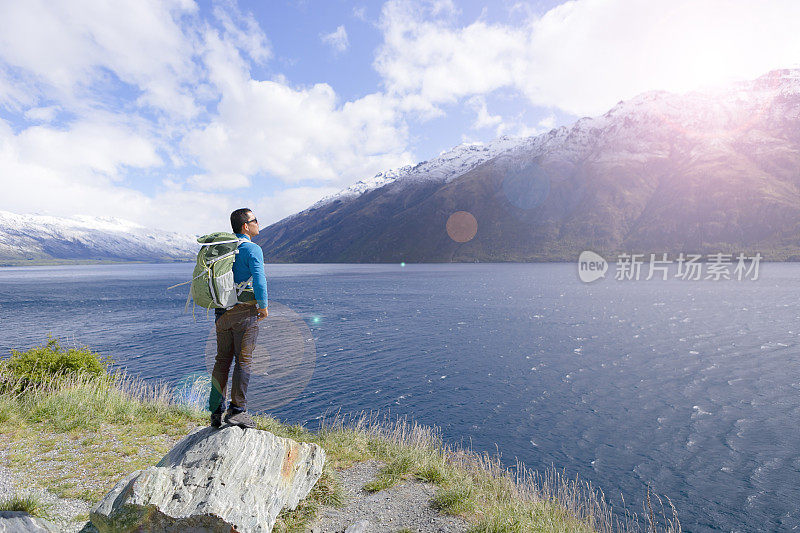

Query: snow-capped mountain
left=256, top=69, right=800, bottom=262
left=309, top=135, right=533, bottom=210
left=0, top=211, right=197, bottom=264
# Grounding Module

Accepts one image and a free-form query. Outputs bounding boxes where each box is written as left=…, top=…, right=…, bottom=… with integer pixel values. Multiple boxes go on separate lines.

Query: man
left=209, top=208, right=268, bottom=429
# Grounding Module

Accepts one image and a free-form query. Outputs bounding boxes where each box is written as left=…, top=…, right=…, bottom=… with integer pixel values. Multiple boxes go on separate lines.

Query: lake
left=1, top=262, right=798, bottom=532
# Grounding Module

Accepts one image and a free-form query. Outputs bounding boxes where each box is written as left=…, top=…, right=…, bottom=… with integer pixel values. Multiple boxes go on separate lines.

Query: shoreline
left=0, top=343, right=679, bottom=532
left=3, top=258, right=800, bottom=268
left=0, top=259, right=193, bottom=268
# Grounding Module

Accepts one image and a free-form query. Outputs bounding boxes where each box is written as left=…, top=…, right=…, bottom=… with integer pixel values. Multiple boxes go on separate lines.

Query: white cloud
left=496, top=121, right=540, bottom=139
left=0, top=117, right=236, bottom=233
left=183, top=80, right=413, bottom=188
left=183, top=27, right=413, bottom=189
left=188, top=172, right=251, bottom=191
left=321, top=25, right=350, bottom=53
left=0, top=0, right=200, bottom=118
left=0, top=1, right=416, bottom=233
left=376, top=0, right=800, bottom=117
left=23, top=106, right=59, bottom=123
left=0, top=72, right=37, bottom=111
left=429, top=0, right=457, bottom=17
left=352, top=6, right=368, bottom=22
left=537, top=113, right=556, bottom=130
left=212, top=0, right=271, bottom=64
left=467, top=96, right=502, bottom=130
left=254, top=186, right=341, bottom=226
left=4, top=117, right=160, bottom=182
left=376, top=0, right=525, bottom=112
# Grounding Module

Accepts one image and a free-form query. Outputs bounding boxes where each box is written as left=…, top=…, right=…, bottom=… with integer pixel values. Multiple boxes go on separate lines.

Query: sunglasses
left=245, top=218, right=258, bottom=224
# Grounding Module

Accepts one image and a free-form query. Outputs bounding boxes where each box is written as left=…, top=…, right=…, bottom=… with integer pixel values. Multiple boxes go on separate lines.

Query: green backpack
left=168, top=232, right=255, bottom=312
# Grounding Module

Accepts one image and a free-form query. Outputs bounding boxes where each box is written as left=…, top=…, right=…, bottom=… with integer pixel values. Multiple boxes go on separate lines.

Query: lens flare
left=446, top=211, right=478, bottom=243
left=172, top=372, right=212, bottom=411
left=204, top=302, right=316, bottom=411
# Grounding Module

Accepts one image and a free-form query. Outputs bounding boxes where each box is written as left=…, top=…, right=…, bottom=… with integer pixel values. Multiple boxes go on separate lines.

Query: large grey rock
left=0, top=511, right=59, bottom=532
left=90, top=425, right=325, bottom=532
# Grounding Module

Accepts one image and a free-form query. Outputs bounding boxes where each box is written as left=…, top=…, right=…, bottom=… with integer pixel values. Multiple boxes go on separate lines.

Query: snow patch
left=0, top=211, right=197, bottom=261
left=310, top=135, right=534, bottom=210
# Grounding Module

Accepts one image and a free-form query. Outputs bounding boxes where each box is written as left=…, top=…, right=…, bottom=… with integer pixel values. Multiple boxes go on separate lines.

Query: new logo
left=578, top=251, right=608, bottom=283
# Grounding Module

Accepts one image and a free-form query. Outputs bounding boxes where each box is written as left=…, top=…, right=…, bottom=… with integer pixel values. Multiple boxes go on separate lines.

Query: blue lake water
left=1, top=262, right=799, bottom=532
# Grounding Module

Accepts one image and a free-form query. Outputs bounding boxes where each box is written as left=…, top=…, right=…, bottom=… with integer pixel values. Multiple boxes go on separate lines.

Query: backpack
left=168, top=232, right=255, bottom=314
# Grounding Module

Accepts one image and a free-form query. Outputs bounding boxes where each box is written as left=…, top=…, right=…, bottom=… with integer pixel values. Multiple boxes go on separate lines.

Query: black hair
left=230, top=208, right=252, bottom=233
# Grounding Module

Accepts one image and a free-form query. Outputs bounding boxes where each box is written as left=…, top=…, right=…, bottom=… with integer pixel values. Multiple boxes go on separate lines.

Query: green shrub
left=0, top=336, right=113, bottom=392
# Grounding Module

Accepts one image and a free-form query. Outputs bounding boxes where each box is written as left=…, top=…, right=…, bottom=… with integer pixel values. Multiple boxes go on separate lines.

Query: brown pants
left=209, top=304, right=259, bottom=412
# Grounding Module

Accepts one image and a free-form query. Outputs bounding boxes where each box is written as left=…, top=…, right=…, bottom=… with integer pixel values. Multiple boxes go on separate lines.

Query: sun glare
left=634, top=2, right=798, bottom=96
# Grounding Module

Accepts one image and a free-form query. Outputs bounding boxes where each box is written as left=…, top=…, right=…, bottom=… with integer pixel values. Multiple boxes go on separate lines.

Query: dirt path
left=309, top=460, right=470, bottom=533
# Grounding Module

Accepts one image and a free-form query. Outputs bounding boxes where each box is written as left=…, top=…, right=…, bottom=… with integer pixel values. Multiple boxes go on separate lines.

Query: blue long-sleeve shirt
left=233, top=234, right=268, bottom=308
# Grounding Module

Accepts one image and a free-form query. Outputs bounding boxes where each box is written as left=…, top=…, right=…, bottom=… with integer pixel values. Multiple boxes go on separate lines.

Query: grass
left=288, top=410, right=679, bottom=532
left=363, top=454, right=415, bottom=492
left=0, top=339, right=681, bottom=532
left=0, top=493, right=51, bottom=518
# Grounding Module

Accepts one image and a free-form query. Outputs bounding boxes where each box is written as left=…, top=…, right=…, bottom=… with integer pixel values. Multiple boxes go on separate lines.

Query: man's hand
left=257, top=307, right=268, bottom=321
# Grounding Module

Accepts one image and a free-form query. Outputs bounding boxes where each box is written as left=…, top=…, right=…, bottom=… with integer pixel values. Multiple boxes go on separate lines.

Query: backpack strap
left=233, top=239, right=255, bottom=299
left=207, top=249, right=238, bottom=265
left=166, top=270, right=205, bottom=290
left=235, top=277, right=253, bottom=296
left=199, top=238, right=240, bottom=246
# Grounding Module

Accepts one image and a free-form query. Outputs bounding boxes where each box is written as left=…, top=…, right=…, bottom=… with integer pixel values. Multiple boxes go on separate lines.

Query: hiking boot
left=210, top=409, right=223, bottom=428
left=224, top=410, right=255, bottom=429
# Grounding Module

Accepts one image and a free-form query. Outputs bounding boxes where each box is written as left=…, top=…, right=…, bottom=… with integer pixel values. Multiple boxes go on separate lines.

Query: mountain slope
left=0, top=211, right=197, bottom=264
left=257, top=69, right=800, bottom=262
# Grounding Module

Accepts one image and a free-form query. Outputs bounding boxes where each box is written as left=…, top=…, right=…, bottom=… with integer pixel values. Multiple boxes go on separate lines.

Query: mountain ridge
left=256, top=69, right=800, bottom=262
left=0, top=211, right=196, bottom=265
left=307, top=135, right=534, bottom=213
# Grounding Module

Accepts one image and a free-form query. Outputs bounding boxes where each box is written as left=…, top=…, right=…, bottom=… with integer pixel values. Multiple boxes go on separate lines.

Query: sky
left=1, top=0, right=799, bottom=234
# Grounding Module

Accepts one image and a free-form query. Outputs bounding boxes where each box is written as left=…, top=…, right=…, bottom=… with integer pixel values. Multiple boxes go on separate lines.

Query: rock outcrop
left=90, top=425, right=325, bottom=532
left=0, top=511, right=59, bottom=532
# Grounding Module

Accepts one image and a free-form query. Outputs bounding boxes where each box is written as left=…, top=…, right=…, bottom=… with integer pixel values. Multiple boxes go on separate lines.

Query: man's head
left=230, top=208, right=260, bottom=237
